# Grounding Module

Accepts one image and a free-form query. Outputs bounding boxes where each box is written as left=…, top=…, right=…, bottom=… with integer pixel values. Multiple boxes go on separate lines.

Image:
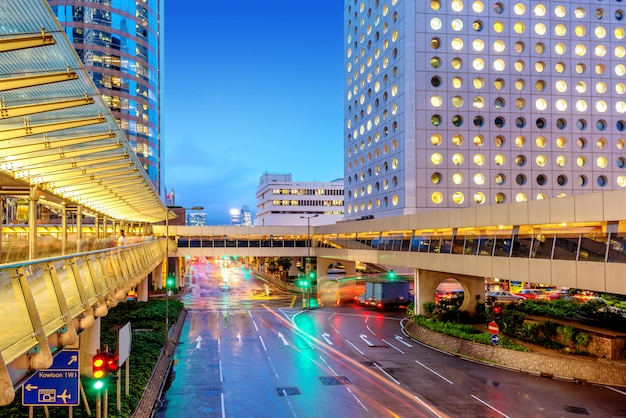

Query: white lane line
left=219, top=360, right=223, bottom=382
left=414, top=395, right=442, bottom=418
left=319, top=355, right=338, bottom=376
left=218, top=338, right=221, bottom=354
left=373, top=362, right=401, bottom=385
left=281, top=389, right=298, bottom=418
left=381, top=339, right=405, bottom=354
left=221, top=392, right=226, bottom=418
left=259, top=335, right=267, bottom=351
left=366, top=325, right=376, bottom=335
left=267, top=356, right=279, bottom=378
left=605, top=386, right=626, bottom=396
left=345, top=339, right=365, bottom=355
left=471, top=395, right=510, bottom=417
left=247, top=310, right=252, bottom=317
left=346, top=386, right=369, bottom=412
left=415, top=359, right=453, bottom=385
left=252, top=320, right=259, bottom=332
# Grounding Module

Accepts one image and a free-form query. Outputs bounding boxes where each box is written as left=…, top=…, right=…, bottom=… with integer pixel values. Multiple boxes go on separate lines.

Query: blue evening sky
left=163, top=1, right=345, bottom=225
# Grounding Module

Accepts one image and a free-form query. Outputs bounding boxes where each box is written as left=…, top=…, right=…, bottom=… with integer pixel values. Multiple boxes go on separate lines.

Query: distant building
left=230, top=208, right=241, bottom=226
left=343, top=1, right=626, bottom=220
left=188, top=212, right=206, bottom=226
left=240, top=205, right=252, bottom=226
left=255, top=173, right=344, bottom=226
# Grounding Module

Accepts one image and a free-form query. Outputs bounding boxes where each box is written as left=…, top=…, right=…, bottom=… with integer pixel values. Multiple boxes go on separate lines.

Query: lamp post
left=300, top=214, right=318, bottom=309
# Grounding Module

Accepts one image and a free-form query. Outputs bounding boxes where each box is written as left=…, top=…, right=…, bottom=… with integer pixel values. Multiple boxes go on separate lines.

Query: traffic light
left=388, top=269, right=396, bottom=280
left=298, top=278, right=310, bottom=288
left=106, top=351, right=119, bottom=373
left=308, top=270, right=316, bottom=280
left=493, top=305, right=503, bottom=320
left=166, top=274, right=175, bottom=289
left=92, top=352, right=108, bottom=390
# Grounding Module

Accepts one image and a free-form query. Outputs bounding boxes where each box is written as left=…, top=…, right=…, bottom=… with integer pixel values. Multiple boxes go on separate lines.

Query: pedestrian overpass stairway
left=0, top=239, right=172, bottom=406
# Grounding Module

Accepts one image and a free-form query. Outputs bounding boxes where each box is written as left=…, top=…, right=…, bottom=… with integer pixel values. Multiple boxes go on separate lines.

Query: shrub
left=575, top=331, right=590, bottom=349
left=558, top=325, right=575, bottom=345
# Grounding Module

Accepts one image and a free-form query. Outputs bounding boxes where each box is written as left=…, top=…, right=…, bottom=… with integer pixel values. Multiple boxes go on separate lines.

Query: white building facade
left=344, top=0, right=626, bottom=220
left=255, top=173, right=344, bottom=226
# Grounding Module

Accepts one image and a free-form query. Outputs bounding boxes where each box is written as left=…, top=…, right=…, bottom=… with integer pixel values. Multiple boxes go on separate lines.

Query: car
left=547, top=288, right=572, bottom=300
left=487, top=291, right=524, bottom=304
left=514, top=289, right=549, bottom=300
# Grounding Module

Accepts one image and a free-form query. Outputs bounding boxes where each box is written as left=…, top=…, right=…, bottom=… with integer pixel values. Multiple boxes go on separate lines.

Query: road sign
left=491, top=334, right=500, bottom=345
left=488, top=321, right=499, bottom=334
left=23, top=350, right=79, bottom=406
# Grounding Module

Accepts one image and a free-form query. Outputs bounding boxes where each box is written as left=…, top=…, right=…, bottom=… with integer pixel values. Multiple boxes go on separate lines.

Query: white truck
left=365, top=279, right=411, bottom=309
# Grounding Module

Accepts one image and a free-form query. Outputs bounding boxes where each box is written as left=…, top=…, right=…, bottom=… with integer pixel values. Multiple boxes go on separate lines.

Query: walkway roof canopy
left=0, top=0, right=169, bottom=223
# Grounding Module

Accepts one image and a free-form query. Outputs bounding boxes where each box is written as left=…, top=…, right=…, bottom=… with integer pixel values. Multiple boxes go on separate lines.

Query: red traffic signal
left=107, top=351, right=119, bottom=372
left=493, top=305, right=503, bottom=319
left=92, top=352, right=108, bottom=379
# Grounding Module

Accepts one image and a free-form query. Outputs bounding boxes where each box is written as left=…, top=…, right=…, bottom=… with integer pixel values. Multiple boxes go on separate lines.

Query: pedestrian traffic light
left=92, top=352, right=108, bottom=390
left=166, top=274, right=175, bottom=289
left=299, top=278, right=310, bottom=288
left=493, top=305, right=502, bottom=320
left=308, top=270, right=316, bottom=280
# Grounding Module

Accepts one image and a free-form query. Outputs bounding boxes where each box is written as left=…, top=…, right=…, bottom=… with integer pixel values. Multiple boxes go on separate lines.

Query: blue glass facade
left=48, top=0, right=161, bottom=192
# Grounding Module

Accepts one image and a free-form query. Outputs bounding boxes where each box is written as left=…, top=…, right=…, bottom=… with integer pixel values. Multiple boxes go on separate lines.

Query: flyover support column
left=137, top=275, right=149, bottom=302
left=79, top=317, right=101, bottom=376
left=414, top=269, right=441, bottom=316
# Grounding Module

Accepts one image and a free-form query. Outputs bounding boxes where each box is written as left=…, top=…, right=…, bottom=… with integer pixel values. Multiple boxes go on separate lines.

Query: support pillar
left=137, top=276, right=149, bottom=302
left=79, top=317, right=101, bottom=376
left=61, top=203, right=67, bottom=255
left=28, top=185, right=38, bottom=260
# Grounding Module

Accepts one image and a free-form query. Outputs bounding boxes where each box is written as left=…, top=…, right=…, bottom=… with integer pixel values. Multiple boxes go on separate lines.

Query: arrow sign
left=22, top=350, right=79, bottom=406
left=360, top=334, right=374, bottom=347
left=237, top=332, right=242, bottom=346
left=394, top=335, right=413, bottom=347
left=196, top=335, right=203, bottom=349
left=278, top=332, right=289, bottom=346
left=491, top=334, right=500, bottom=345
left=321, top=332, right=333, bottom=345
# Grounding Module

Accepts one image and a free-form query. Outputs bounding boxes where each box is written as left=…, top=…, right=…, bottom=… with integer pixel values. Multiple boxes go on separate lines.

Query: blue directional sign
left=491, top=334, right=500, bottom=345
left=22, top=350, right=80, bottom=406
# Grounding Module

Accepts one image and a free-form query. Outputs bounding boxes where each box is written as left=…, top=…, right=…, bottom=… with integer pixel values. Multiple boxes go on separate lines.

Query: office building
left=48, top=0, right=163, bottom=193
left=255, top=173, right=344, bottom=226
left=344, top=0, right=626, bottom=220
left=188, top=212, right=206, bottom=226
left=240, top=205, right=253, bottom=226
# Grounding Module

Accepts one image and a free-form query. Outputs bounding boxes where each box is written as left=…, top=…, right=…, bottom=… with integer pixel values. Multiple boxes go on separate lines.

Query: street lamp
left=300, top=214, right=318, bottom=309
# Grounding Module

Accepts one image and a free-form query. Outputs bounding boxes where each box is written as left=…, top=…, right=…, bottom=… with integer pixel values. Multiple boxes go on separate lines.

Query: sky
left=163, top=1, right=345, bottom=225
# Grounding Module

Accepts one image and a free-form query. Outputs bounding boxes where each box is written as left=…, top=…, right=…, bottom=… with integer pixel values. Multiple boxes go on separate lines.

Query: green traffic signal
left=388, top=269, right=396, bottom=280
left=166, top=274, right=175, bottom=289
left=308, top=270, right=316, bottom=280
left=93, top=380, right=105, bottom=390
left=299, top=279, right=310, bottom=288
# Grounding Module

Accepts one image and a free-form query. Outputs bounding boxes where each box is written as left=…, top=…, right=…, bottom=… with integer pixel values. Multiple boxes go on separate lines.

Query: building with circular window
left=344, top=0, right=626, bottom=219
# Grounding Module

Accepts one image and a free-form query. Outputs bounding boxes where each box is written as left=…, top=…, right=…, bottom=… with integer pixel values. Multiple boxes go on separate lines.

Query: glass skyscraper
left=48, top=0, right=162, bottom=193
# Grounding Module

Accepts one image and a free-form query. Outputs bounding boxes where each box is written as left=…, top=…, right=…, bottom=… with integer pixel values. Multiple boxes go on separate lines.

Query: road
left=156, top=258, right=626, bottom=417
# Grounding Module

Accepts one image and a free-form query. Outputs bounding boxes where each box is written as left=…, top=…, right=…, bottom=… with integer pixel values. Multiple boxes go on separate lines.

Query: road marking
left=221, top=392, right=225, bottom=418
left=267, top=356, right=279, bottom=378
left=359, top=333, right=374, bottom=346
left=259, top=335, right=267, bottom=351
left=252, top=320, right=259, bottom=332
left=605, top=386, right=626, bottom=396
left=471, top=395, right=510, bottom=417
left=381, top=339, right=405, bottom=354
left=415, top=360, right=453, bottom=384
left=346, top=386, right=368, bottom=412
left=196, top=335, right=203, bottom=349
left=321, top=332, right=333, bottom=345
left=345, top=339, right=365, bottom=355
left=219, top=360, right=223, bottom=382
left=217, top=338, right=221, bottom=354
left=278, top=332, right=289, bottom=346
left=319, top=355, right=337, bottom=376
left=366, top=325, right=376, bottom=335
left=289, top=295, right=296, bottom=307
left=373, top=362, right=401, bottom=385
left=394, top=335, right=413, bottom=347
left=236, top=332, right=242, bottom=346
left=413, top=395, right=443, bottom=418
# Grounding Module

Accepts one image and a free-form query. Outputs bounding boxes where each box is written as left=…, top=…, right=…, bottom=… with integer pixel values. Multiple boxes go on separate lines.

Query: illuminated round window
left=575, top=26, right=586, bottom=37
left=451, top=38, right=463, bottom=51
left=515, top=155, right=526, bottom=167
left=555, top=99, right=567, bottom=111
left=515, top=98, right=526, bottom=110
left=452, top=153, right=464, bottom=165
left=493, top=21, right=504, bottom=33
left=597, top=156, right=608, bottom=168
left=514, top=60, right=525, bottom=72
left=431, top=191, right=443, bottom=204
left=596, top=138, right=606, bottom=150
left=430, top=18, right=442, bottom=31
left=535, top=43, right=545, bottom=55
left=430, top=57, right=441, bottom=68
left=596, top=82, right=608, bottom=94
left=494, top=78, right=505, bottom=90
left=451, top=58, right=462, bottom=70
left=596, top=64, right=606, bottom=75
left=534, top=4, right=546, bottom=17
left=536, top=98, right=548, bottom=111
left=473, top=135, right=484, bottom=147
left=495, top=173, right=506, bottom=185
left=515, top=193, right=527, bottom=202
left=555, top=43, right=566, bottom=55
left=473, top=1, right=484, bottom=13
left=450, top=0, right=463, bottom=11
left=515, top=79, right=526, bottom=91
left=555, top=24, right=567, bottom=36
left=617, top=64, right=626, bottom=76
left=515, top=136, right=526, bottom=148
left=615, top=46, right=626, bottom=58
left=537, top=193, right=548, bottom=200
left=618, top=139, right=626, bottom=150
left=514, top=42, right=525, bottom=53
left=494, top=40, right=505, bottom=52
left=617, top=102, right=626, bottom=113
left=493, top=59, right=505, bottom=71
left=576, top=81, right=587, bottom=93
left=535, top=136, right=546, bottom=148
left=392, top=195, right=398, bottom=206
left=575, top=63, right=586, bottom=74
left=616, top=28, right=626, bottom=40
left=430, top=0, right=441, bottom=11
left=473, top=96, right=485, bottom=109
left=555, top=5, right=566, bottom=18
left=473, top=77, right=484, bottom=89
left=431, top=172, right=442, bottom=184
left=494, top=136, right=505, bottom=147
left=473, top=58, right=485, bottom=71
left=576, top=43, right=587, bottom=55
left=596, top=101, right=608, bottom=113
left=618, top=176, right=626, bottom=188
left=430, top=95, right=443, bottom=107
left=391, top=85, right=398, bottom=97
left=473, top=20, right=484, bottom=32
left=494, top=193, right=506, bottom=204
left=392, top=158, right=398, bottom=169
left=535, top=61, right=545, bottom=73
left=452, top=192, right=464, bottom=204
left=473, top=153, right=485, bottom=166
left=474, top=172, right=485, bottom=185
left=555, top=62, right=566, bottom=74
left=514, top=22, right=525, bottom=34
left=576, top=100, right=588, bottom=112
left=451, top=19, right=463, bottom=31
left=474, top=192, right=486, bottom=204
left=473, top=39, right=485, bottom=52
left=556, top=155, right=567, bottom=167
left=431, top=153, right=443, bottom=165
left=452, top=172, right=463, bottom=185
left=555, top=137, right=566, bottom=149
left=494, top=154, right=505, bottom=166
left=452, top=134, right=463, bottom=146
left=535, top=23, right=546, bottom=36
left=595, top=45, right=607, bottom=58
left=536, top=80, right=546, bottom=92
left=617, top=83, right=626, bottom=94
left=431, top=38, right=441, bottom=49
left=392, top=103, right=398, bottom=115
left=536, top=155, right=547, bottom=167
left=595, top=26, right=606, bottom=39
left=452, top=96, right=464, bottom=108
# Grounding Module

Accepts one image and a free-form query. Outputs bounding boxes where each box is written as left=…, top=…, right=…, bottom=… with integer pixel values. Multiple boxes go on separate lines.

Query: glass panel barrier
left=494, top=235, right=513, bottom=257
left=440, top=235, right=453, bottom=254
left=532, top=233, right=554, bottom=259
left=511, top=234, right=532, bottom=258
left=0, top=268, right=36, bottom=363
left=579, top=233, right=608, bottom=262
left=23, top=263, right=64, bottom=340
left=452, top=235, right=466, bottom=254
left=477, top=236, right=495, bottom=256
left=428, top=236, right=442, bottom=253
left=607, top=232, right=626, bottom=263
left=553, top=234, right=580, bottom=261
left=53, top=258, right=82, bottom=318
left=74, top=257, right=98, bottom=306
